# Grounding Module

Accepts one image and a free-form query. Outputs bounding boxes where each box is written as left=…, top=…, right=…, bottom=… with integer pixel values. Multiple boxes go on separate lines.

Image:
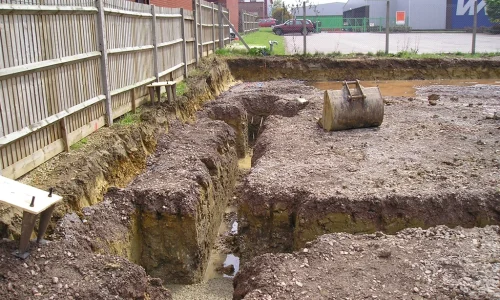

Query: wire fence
left=280, top=0, right=499, bottom=55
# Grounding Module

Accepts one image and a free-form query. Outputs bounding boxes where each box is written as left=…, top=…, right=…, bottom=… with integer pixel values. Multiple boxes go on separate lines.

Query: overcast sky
left=282, top=0, right=348, bottom=7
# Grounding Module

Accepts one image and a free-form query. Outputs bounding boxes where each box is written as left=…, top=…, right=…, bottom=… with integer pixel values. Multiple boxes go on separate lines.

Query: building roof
left=304, top=2, right=345, bottom=16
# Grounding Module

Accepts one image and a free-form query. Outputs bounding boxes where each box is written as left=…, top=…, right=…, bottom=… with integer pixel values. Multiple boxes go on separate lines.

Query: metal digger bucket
left=318, top=80, right=384, bottom=131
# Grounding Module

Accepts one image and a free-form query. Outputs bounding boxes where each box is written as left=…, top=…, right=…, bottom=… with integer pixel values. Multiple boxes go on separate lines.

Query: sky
left=282, top=0, right=348, bottom=6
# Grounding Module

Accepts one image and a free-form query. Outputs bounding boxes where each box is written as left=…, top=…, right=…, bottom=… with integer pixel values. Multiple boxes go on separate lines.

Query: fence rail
left=0, top=0, right=230, bottom=179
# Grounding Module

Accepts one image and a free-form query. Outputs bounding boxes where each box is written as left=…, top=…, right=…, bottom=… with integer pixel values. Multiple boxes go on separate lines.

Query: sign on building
left=396, top=11, right=406, bottom=25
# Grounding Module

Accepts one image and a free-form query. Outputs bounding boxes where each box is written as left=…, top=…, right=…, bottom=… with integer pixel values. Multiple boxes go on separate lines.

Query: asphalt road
left=284, top=32, right=500, bottom=54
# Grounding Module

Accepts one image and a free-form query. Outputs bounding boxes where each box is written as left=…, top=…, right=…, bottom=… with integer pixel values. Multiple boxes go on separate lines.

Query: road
left=284, top=32, right=500, bottom=54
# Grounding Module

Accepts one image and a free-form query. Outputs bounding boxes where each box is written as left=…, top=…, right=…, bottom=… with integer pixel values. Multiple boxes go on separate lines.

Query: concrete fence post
left=193, top=0, right=199, bottom=64
left=211, top=3, right=216, bottom=53
left=151, top=5, right=159, bottom=82
left=472, top=0, right=477, bottom=54
left=218, top=3, right=224, bottom=49
left=385, top=0, right=390, bottom=54
left=303, top=1, right=306, bottom=55
left=181, top=8, right=188, bottom=78
left=96, top=0, right=112, bottom=126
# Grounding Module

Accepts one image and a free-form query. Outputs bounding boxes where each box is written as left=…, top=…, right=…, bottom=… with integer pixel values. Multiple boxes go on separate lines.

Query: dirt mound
left=57, top=118, right=239, bottom=284
left=234, top=225, right=500, bottom=300
left=0, top=236, right=170, bottom=299
left=238, top=81, right=500, bottom=258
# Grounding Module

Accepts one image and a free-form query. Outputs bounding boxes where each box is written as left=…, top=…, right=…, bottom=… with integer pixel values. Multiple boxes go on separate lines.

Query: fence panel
left=0, top=0, right=229, bottom=179
left=0, top=1, right=102, bottom=178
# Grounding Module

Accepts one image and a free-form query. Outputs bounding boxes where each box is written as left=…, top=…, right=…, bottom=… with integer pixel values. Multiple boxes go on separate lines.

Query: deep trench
left=10, top=57, right=499, bottom=299
left=116, top=60, right=499, bottom=288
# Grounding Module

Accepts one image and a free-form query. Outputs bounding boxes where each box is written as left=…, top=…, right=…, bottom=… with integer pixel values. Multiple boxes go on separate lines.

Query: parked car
left=272, top=19, right=315, bottom=35
left=258, top=18, right=277, bottom=27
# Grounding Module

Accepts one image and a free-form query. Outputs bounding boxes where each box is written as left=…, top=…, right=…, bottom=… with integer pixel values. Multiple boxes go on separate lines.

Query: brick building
left=130, top=0, right=240, bottom=27
left=239, top=1, right=265, bottom=18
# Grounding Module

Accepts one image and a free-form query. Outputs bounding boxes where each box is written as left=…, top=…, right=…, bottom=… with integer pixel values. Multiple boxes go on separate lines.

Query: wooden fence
left=0, top=0, right=230, bottom=179
left=240, top=10, right=259, bottom=34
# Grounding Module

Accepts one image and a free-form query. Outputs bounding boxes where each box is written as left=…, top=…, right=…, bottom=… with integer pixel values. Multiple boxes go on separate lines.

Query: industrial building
left=343, top=0, right=492, bottom=30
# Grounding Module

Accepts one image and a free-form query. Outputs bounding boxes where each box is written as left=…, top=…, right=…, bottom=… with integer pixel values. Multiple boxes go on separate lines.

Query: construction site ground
left=0, top=57, right=499, bottom=300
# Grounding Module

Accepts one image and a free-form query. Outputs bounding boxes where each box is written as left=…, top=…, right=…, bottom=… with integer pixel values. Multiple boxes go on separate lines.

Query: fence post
left=151, top=5, right=159, bottom=82
left=199, top=0, right=203, bottom=57
left=181, top=8, right=188, bottom=78
left=472, top=0, right=477, bottom=55
left=96, top=0, right=112, bottom=126
left=303, top=1, right=306, bottom=55
left=218, top=3, right=224, bottom=49
left=193, top=0, right=199, bottom=64
left=385, top=0, right=390, bottom=54
left=212, top=3, right=216, bottom=53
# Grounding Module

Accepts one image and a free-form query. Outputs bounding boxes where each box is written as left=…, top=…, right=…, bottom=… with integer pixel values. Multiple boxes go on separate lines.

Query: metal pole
left=472, top=0, right=477, bottom=54
left=385, top=0, right=390, bottom=54
left=303, top=1, right=306, bottom=55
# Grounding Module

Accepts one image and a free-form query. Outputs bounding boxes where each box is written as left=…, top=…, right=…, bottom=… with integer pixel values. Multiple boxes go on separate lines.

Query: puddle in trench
left=308, top=79, right=500, bottom=97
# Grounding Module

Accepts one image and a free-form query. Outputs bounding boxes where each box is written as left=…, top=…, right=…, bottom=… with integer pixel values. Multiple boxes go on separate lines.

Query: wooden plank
left=103, top=7, right=151, bottom=18
left=157, top=38, right=183, bottom=49
left=1, top=139, right=64, bottom=180
left=0, top=4, right=97, bottom=15
left=107, top=45, right=154, bottom=55
left=158, top=63, right=184, bottom=78
left=0, top=175, right=63, bottom=214
left=155, top=13, right=182, bottom=19
left=67, top=116, right=105, bottom=146
left=0, top=95, right=105, bottom=147
left=109, top=76, right=156, bottom=97
left=0, top=51, right=101, bottom=81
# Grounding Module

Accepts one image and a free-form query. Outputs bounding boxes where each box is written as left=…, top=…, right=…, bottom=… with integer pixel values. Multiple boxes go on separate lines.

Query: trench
left=24, top=57, right=500, bottom=299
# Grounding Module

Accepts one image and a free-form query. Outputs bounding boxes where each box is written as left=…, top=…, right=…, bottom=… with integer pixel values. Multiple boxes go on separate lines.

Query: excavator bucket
left=318, top=80, right=384, bottom=131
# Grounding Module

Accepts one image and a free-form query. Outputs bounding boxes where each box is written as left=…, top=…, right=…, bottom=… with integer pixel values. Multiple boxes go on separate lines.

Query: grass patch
left=176, top=81, right=186, bottom=96
left=70, top=137, right=88, bottom=151
left=217, top=28, right=285, bottom=56
left=298, top=51, right=500, bottom=59
left=118, top=109, right=141, bottom=126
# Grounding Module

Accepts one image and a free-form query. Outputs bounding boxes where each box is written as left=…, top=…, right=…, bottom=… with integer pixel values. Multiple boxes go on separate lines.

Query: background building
left=239, top=0, right=272, bottom=18
left=342, top=0, right=492, bottom=30
left=296, top=2, right=345, bottom=31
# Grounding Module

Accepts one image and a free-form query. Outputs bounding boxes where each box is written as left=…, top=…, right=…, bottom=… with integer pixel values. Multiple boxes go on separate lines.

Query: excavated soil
left=1, top=57, right=500, bottom=300
left=0, top=225, right=171, bottom=299
left=237, top=80, right=500, bottom=259
left=227, top=57, right=500, bottom=82
left=234, top=225, right=500, bottom=300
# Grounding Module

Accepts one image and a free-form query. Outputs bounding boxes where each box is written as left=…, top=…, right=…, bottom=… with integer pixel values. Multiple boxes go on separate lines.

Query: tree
left=485, top=0, right=500, bottom=23
left=272, top=6, right=293, bottom=24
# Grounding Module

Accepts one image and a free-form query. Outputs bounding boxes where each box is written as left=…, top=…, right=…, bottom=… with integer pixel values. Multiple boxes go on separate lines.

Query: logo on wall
left=452, top=0, right=492, bottom=28
left=456, top=0, right=487, bottom=15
